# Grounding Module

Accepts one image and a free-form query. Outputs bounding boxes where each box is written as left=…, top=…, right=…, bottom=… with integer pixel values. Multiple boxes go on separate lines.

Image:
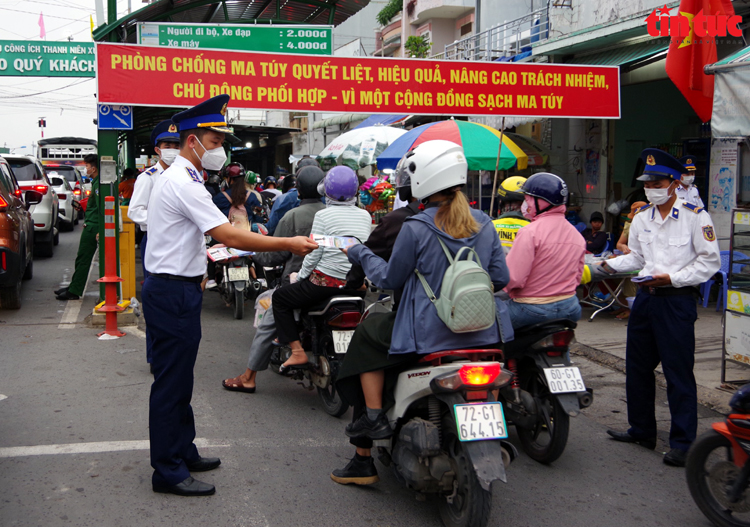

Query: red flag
left=38, top=12, right=46, bottom=39
left=665, top=0, right=735, bottom=122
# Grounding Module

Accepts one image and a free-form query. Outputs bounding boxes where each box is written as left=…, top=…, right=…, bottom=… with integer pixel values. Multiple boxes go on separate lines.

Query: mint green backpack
left=415, top=238, right=496, bottom=333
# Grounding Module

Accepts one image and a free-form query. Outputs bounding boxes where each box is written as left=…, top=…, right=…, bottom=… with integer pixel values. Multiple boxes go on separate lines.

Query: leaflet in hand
left=207, top=247, right=254, bottom=262
left=631, top=275, right=654, bottom=283
left=310, top=234, right=360, bottom=250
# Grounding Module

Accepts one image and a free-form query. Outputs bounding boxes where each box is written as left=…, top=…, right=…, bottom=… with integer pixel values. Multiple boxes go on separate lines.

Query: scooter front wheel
left=516, top=367, right=570, bottom=464
left=317, top=382, right=349, bottom=418
left=686, top=429, right=750, bottom=527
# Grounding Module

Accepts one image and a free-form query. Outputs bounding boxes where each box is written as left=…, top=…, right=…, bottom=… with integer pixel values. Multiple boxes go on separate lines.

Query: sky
left=0, top=0, right=137, bottom=154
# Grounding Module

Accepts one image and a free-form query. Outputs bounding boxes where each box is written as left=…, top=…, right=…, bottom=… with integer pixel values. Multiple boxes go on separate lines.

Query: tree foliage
left=376, top=0, right=402, bottom=27
left=405, top=35, right=432, bottom=58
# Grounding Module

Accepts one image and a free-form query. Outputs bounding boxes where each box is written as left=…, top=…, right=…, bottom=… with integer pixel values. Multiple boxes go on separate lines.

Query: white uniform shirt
left=145, top=155, right=228, bottom=277
left=607, top=199, right=720, bottom=288
left=675, top=184, right=704, bottom=208
left=127, top=163, right=164, bottom=231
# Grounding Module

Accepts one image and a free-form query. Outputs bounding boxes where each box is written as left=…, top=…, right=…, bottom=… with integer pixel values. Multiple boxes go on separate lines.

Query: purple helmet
left=319, top=166, right=359, bottom=201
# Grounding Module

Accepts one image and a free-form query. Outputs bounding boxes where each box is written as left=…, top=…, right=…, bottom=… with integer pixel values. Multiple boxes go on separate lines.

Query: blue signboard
left=98, top=104, right=133, bottom=130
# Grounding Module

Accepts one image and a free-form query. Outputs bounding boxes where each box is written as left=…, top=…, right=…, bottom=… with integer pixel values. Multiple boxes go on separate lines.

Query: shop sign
left=138, top=23, right=332, bottom=55
left=0, top=40, right=95, bottom=77
left=96, top=43, right=621, bottom=117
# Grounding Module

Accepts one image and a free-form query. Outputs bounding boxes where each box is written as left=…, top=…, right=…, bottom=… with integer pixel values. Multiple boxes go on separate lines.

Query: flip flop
left=222, top=377, right=256, bottom=393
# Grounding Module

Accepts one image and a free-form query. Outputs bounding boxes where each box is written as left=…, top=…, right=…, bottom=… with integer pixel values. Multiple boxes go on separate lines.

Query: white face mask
left=192, top=136, right=226, bottom=171
left=521, top=200, right=533, bottom=220
left=159, top=148, right=179, bottom=166
left=681, top=175, right=695, bottom=186
left=644, top=184, right=675, bottom=206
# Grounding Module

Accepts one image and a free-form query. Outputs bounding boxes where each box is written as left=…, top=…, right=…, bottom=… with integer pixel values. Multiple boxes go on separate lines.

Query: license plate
left=454, top=402, right=508, bottom=442
left=332, top=330, right=354, bottom=354
left=543, top=366, right=586, bottom=393
left=227, top=266, right=249, bottom=282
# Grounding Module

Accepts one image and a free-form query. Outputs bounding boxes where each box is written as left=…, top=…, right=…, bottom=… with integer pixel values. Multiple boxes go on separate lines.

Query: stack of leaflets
left=310, top=234, right=360, bottom=250
left=207, top=247, right=254, bottom=262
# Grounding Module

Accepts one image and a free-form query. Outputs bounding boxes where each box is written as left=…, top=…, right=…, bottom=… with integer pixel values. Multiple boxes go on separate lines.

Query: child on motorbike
left=330, top=141, right=513, bottom=485
left=271, top=166, right=372, bottom=373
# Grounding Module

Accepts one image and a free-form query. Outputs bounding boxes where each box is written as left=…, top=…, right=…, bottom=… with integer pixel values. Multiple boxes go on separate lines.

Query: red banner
left=96, top=43, right=620, bottom=118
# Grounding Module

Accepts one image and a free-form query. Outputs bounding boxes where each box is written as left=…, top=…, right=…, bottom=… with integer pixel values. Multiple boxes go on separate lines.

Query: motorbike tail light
left=0, top=194, right=8, bottom=212
left=14, top=189, right=22, bottom=198
left=1, top=251, right=6, bottom=270
left=32, top=184, right=48, bottom=195
left=85, top=190, right=91, bottom=196
left=431, top=362, right=513, bottom=392
left=531, top=330, right=574, bottom=350
left=327, top=311, right=361, bottom=328
left=460, top=363, right=501, bottom=385
left=73, top=189, right=81, bottom=196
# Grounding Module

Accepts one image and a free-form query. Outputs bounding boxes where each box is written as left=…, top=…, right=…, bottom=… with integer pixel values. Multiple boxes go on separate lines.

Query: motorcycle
left=686, top=384, right=750, bottom=527
left=206, top=241, right=263, bottom=320
left=374, top=349, right=518, bottom=527
left=497, top=318, right=594, bottom=464
left=271, top=295, right=365, bottom=417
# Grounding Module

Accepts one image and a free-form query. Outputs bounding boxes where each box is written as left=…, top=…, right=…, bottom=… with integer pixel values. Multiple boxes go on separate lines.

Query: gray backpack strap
left=437, top=238, right=454, bottom=263
left=415, top=268, right=437, bottom=303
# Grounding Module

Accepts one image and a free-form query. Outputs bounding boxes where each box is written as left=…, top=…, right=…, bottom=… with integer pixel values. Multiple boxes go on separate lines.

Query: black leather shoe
left=663, top=448, right=688, bottom=467
left=56, top=290, right=80, bottom=301
left=606, top=430, right=657, bottom=450
left=187, top=457, right=221, bottom=472
left=331, top=455, right=379, bottom=485
left=153, top=476, right=215, bottom=496
left=345, top=413, right=393, bottom=440
left=54, top=287, right=67, bottom=295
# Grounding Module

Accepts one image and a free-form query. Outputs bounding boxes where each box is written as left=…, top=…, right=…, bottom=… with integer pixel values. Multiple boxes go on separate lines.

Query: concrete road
left=0, top=227, right=720, bottom=527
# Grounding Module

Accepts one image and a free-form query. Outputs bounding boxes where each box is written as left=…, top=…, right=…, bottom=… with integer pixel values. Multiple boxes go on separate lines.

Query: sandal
left=278, top=360, right=315, bottom=376
left=222, top=376, right=256, bottom=393
left=615, top=310, right=630, bottom=320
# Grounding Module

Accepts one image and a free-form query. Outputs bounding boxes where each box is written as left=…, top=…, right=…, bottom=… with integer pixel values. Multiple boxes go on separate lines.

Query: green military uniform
left=492, top=211, right=530, bottom=253
left=67, top=176, right=100, bottom=297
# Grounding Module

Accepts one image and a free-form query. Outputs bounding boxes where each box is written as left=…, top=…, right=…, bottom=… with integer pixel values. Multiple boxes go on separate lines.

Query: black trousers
left=271, top=278, right=363, bottom=344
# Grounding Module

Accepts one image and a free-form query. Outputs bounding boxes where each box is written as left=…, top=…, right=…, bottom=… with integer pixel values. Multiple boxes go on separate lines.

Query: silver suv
left=5, top=156, right=59, bottom=257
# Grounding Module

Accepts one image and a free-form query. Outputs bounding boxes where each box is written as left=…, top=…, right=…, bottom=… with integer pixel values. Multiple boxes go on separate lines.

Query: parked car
left=48, top=175, right=78, bottom=231
left=5, top=155, right=59, bottom=257
left=45, top=164, right=85, bottom=219
left=0, top=156, right=42, bottom=309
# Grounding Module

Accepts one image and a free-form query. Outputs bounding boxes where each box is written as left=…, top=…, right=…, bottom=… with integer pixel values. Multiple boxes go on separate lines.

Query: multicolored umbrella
left=376, top=120, right=528, bottom=171
left=318, top=125, right=407, bottom=171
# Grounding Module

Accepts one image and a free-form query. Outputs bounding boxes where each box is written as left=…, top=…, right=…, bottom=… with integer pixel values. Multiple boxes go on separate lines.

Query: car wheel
left=53, top=224, right=60, bottom=245
left=0, top=280, right=22, bottom=309
left=73, top=213, right=79, bottom=226
left=60, top=219, right=74, bottom=232
left=34, top=230, right=54, bottom=257
left=22, top=251, right=33, bottom=280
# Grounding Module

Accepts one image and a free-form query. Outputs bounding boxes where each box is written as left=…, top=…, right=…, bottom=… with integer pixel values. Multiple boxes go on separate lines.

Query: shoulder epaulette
left=144, top=166, right=158, bottom=175
left=634, top=203, right=653, bottom=215
left=682, top=202, right=704, bottom=214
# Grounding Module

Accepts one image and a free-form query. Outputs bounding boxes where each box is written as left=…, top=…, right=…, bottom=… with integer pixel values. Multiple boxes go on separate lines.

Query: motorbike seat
left=513, top=318, right=577, bottom=337
left=305, top=295, right=365, bottom=316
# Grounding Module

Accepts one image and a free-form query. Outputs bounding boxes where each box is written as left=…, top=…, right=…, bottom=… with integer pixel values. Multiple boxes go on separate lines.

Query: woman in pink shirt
left=504, top=173, right=585, bottom=328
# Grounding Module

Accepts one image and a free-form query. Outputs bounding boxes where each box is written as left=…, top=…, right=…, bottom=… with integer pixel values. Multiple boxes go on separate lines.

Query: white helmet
left=405, top=140, right=468, bottom=200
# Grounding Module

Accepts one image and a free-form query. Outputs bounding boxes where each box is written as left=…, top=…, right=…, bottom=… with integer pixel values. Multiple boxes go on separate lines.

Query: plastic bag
left=253, top=289, right=274, bottom=328
left=607, top=199, right=629, bottom=216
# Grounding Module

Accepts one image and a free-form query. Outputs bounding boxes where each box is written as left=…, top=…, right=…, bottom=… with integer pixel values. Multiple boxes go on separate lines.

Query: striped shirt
left=298, top=202, right=372, bottom=280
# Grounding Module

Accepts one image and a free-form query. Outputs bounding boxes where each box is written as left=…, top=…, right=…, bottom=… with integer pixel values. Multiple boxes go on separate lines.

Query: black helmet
left=282, top=175, right=297, bottom=193
left=730, top=384, right=750, bottom=413
left=296, top=157, right=319, bottom=172
left=522, top=172, right=569, bottom=207
left=222, top=162, right=245, bottom=180
left=297, top=166, right=326, bottom=199
left=264, top=176, right=277, bottom=187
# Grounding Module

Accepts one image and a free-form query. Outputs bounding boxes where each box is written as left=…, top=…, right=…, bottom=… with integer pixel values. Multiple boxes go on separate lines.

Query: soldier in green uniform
left=55, top=154, right=100, bottom=301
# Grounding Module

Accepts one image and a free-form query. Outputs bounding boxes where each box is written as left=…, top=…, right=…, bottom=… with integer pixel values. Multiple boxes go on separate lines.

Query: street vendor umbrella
left=375, top=120, right=528, bottom=171
left=318, top=125, right=407, bottom=171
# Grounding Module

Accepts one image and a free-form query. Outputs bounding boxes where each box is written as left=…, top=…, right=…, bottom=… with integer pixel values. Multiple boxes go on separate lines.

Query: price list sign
left=138, top=23, right=332, bottom=55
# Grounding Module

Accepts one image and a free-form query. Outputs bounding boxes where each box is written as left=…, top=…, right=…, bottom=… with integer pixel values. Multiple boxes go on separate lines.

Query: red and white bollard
left=97, top=196, right=125, bottom=338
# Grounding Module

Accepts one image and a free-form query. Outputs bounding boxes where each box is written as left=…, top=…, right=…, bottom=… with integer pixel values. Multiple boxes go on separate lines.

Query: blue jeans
left=506, top=296, right=581, bottom=329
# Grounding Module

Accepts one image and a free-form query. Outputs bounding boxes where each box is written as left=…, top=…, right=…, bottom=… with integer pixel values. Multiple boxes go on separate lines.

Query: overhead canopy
left=38, top=137, right=97, bottom=146
left=94, top=0, right=371, bottom=43
left=707, top=45, right=750, bottom=137
left=353, top=115, right=408, bottom=129
left=566, top=38, right=669, bottom=70
left=311, top=113, right=370, bottom=129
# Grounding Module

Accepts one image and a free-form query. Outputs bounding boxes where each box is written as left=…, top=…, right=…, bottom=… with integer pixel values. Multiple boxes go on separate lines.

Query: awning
left=707, top=45, right=750, bottom=137
left=353, top=115, right=408, bottom=129
left=311, top=113, right=371, bottom=130
left=566, top=37, right=669, bottom=68
left=504, top=133, right=549, bottom=166
left=705, top=45, right=750, bottom=73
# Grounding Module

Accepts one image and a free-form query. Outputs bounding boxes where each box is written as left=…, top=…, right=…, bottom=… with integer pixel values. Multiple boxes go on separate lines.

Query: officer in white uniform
left=597, top=148, right=720, bottom=468
left=675, top=155, right=705, bottom=208
left=127, top=120, right=179, bottom=369
left=143, top=94, right=317, bottom=497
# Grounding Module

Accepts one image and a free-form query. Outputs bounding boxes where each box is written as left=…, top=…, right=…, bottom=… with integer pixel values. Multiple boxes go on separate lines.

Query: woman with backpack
left=212, top=163, right=266, bottom=233
left=329, top=140, right=514, bottom=486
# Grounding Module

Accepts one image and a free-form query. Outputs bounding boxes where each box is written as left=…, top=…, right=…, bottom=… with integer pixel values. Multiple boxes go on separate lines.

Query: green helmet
left=245, top=171, right=258, bottom=185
